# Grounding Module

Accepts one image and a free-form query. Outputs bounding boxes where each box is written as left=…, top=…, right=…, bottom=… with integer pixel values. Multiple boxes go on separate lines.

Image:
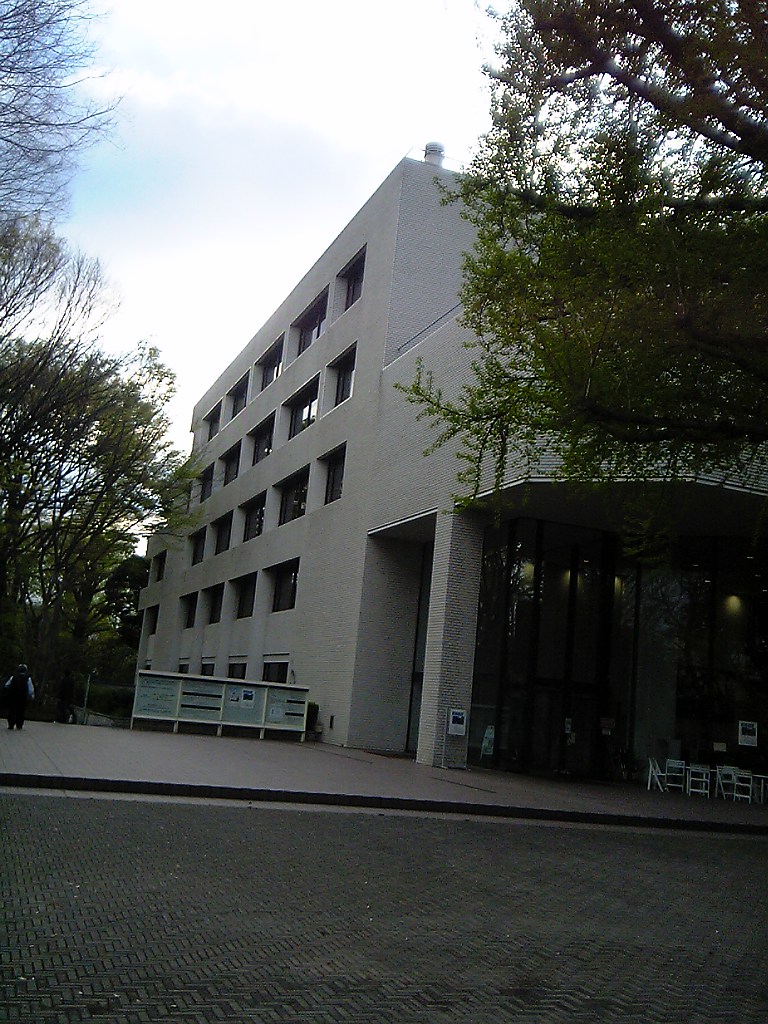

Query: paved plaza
left=2, top=791, right=767, bottom=1023
left=2, top=723, right=768, bottom=831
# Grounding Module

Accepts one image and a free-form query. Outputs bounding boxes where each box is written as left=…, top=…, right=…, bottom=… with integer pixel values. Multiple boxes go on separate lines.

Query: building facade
left=139, top=152, right=768, bottom=779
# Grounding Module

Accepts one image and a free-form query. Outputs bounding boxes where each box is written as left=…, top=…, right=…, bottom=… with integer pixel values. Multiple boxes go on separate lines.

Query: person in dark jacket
left=4, top=664, right=35, bottom=730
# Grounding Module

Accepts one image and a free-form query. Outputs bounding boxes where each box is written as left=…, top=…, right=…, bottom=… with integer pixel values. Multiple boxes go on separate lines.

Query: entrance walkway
left=1, top=721, right=767, bottom=832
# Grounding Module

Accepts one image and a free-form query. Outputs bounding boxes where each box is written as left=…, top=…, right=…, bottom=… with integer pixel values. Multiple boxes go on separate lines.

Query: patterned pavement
left=1, top=792, right=767, bottom=1023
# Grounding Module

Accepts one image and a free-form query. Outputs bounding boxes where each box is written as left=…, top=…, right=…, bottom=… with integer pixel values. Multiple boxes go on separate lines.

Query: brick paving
left=1, top=793, right=767, bottom=1023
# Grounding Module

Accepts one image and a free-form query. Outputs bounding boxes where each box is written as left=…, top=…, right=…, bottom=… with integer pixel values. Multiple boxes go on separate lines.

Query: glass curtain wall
left=469, top=519, right=768, bottom=778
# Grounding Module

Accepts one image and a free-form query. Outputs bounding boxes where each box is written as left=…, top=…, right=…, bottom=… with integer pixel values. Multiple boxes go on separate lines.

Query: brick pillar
left=416, top=511, right=484, bottom=768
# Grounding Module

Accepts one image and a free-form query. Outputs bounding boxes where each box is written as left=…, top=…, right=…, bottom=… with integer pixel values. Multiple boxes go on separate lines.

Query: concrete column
left=417, top=511, right=484, bottom=768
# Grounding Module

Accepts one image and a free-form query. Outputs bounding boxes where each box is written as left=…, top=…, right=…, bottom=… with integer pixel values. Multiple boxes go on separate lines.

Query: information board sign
left=133, top=674, right=180, bottom=719
left=132, top=671, right=309, bottom=736
left=265, top=688, right=307, bottom=726
left=179, top=681, right=224, bottom=720
left=221, top=684, right=267, bottom=725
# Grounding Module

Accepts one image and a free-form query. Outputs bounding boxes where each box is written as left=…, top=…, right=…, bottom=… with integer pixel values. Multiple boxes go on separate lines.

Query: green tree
left=0, top=218, right=192, bottom=699
left=404, top=2, right=768, bottom=500
left=103, top=554, right=150, bottom=650
left=63, top=551, right=149, bottom=699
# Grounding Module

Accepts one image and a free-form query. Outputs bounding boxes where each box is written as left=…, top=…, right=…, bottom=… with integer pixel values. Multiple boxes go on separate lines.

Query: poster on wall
left=481, top=725, right=495, bottom=757
left=738, top=720, right=758, bottom=747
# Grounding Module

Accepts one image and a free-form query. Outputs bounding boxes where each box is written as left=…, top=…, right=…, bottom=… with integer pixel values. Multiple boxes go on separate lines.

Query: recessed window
left=263, top=660, right=289, bottom=683
left=333, top=346, right=356, bottom=406
left=204, top=583, right=224, bottom=624
left=200, top=661, right=215, bottom=677
left=181, top=592, right=198, bottom=629
left=234, top=572, right=257, bottom=618
left=341, top=249, right=365, bottom=310
left=271, top=559, right=299, bottom=612
left=324, top=446, right=346, bottom=505
left=221, top=442, right=241, bottom=486
left=250, top=414, right=274, bottom=465
left=287, top=379, right=319, bottom=439
left=213, top=511, right=233, bottom=555
left=228, top=372, right=249, bottom=419
left=146, top=605, right=159, bottom=635
left=228, top=662, right=247, bottom=679
left=199, top=464, right=214, bottom=503
left=259, top=338, right=283, bottom=391
left=296, top=292, right=328, bottom=355
left=241, top=492, right=266, bottom=542
left=278, top=467, right=310, bottom=525
left=204, top=403, right=221, bottom=441
left=177, top=662, right=189, bottom=674
left=152, top=551, right=167, bottom=582
left=190, top=528, right=206, bottom=565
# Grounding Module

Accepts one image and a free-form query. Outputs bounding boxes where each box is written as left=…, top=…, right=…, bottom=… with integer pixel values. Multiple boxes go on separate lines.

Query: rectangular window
left=241, top=492, right=266, bottom=541
left=146, top=605, right=159, bottom=635
left=262, top=660, right=289, bottom=683
left=296, top=292, right=328, bottom=355
left=222, top=441, right=241, bottom=485
left=228, top=662, right=247, bottom=679
left=333, top=347, right=356, bottom=406
left=228, top=372, right=249, bottom=419
left=324, top=446, right=346, bottom=504
left=177, top=662, right=189, bottom=674
left=190, top=528, right=206, bottom=565
left=204, top=583, right=224, bottom=624
left=181, top=592, right=198, bottom=629
left=341, top=249, right=365, bottom=310
left=279, top=467, right=309, bottom=525
left=272, top=559, right=299, bottom=611
left=152, top=550, right=166, bottom=582
left=214, top=511, right=233, bottom=555
left=250, top=414, right=274, bottom=465
left=199, top=464, right=214, bottom=502
left=234, top=572, right=257, bottom=618
left=287, top=379, right=319, bottom=439
left=200, top=661, right=215, bottom=676
left=259, top=338, right=283, bottom=391
left=204, top=402, right=221, bottom=441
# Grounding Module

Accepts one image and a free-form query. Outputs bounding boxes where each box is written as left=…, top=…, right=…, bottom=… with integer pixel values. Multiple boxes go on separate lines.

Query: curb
left=3, top=773, right=767, bottom=835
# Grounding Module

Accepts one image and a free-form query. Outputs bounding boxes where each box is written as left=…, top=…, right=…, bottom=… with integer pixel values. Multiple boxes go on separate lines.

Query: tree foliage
left=0, top=219, right=191, bottom=698
left=0, top=0, right=113, bottom=218
left=404, top=1, right=768, bottom=497
left=0, top=6, right=177, bottom=704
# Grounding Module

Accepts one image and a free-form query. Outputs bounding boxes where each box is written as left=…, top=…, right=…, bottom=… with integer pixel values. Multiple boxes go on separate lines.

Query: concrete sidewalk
left=1, top=720, right=767, bottom=833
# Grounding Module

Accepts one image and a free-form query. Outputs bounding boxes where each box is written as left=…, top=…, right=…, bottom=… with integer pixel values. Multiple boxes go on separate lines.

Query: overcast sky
left=62, top=0, right=498, bottom=450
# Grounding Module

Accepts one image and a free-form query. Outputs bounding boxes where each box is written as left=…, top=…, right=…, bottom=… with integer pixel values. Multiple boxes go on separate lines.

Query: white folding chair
left=665, top=758, right=686, bottom=792
left=647, top=757, right=666, bottom=792
left=687, top=764, right=711, bottom=797
left=733, top=769, right=753, bottom=803
left=715, top=765, right=736, bottom=799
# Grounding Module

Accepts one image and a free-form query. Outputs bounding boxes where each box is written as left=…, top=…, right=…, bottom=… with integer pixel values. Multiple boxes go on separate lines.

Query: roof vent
left=424, top=141, right=445, bottom=167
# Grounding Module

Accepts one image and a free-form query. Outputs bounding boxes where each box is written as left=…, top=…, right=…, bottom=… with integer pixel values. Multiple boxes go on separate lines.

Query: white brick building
left=139, top=151, right=768, bottom=779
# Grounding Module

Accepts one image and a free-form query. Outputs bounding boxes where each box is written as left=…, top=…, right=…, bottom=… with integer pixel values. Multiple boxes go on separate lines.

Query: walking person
left=4, top=663, right=35, bottom=730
